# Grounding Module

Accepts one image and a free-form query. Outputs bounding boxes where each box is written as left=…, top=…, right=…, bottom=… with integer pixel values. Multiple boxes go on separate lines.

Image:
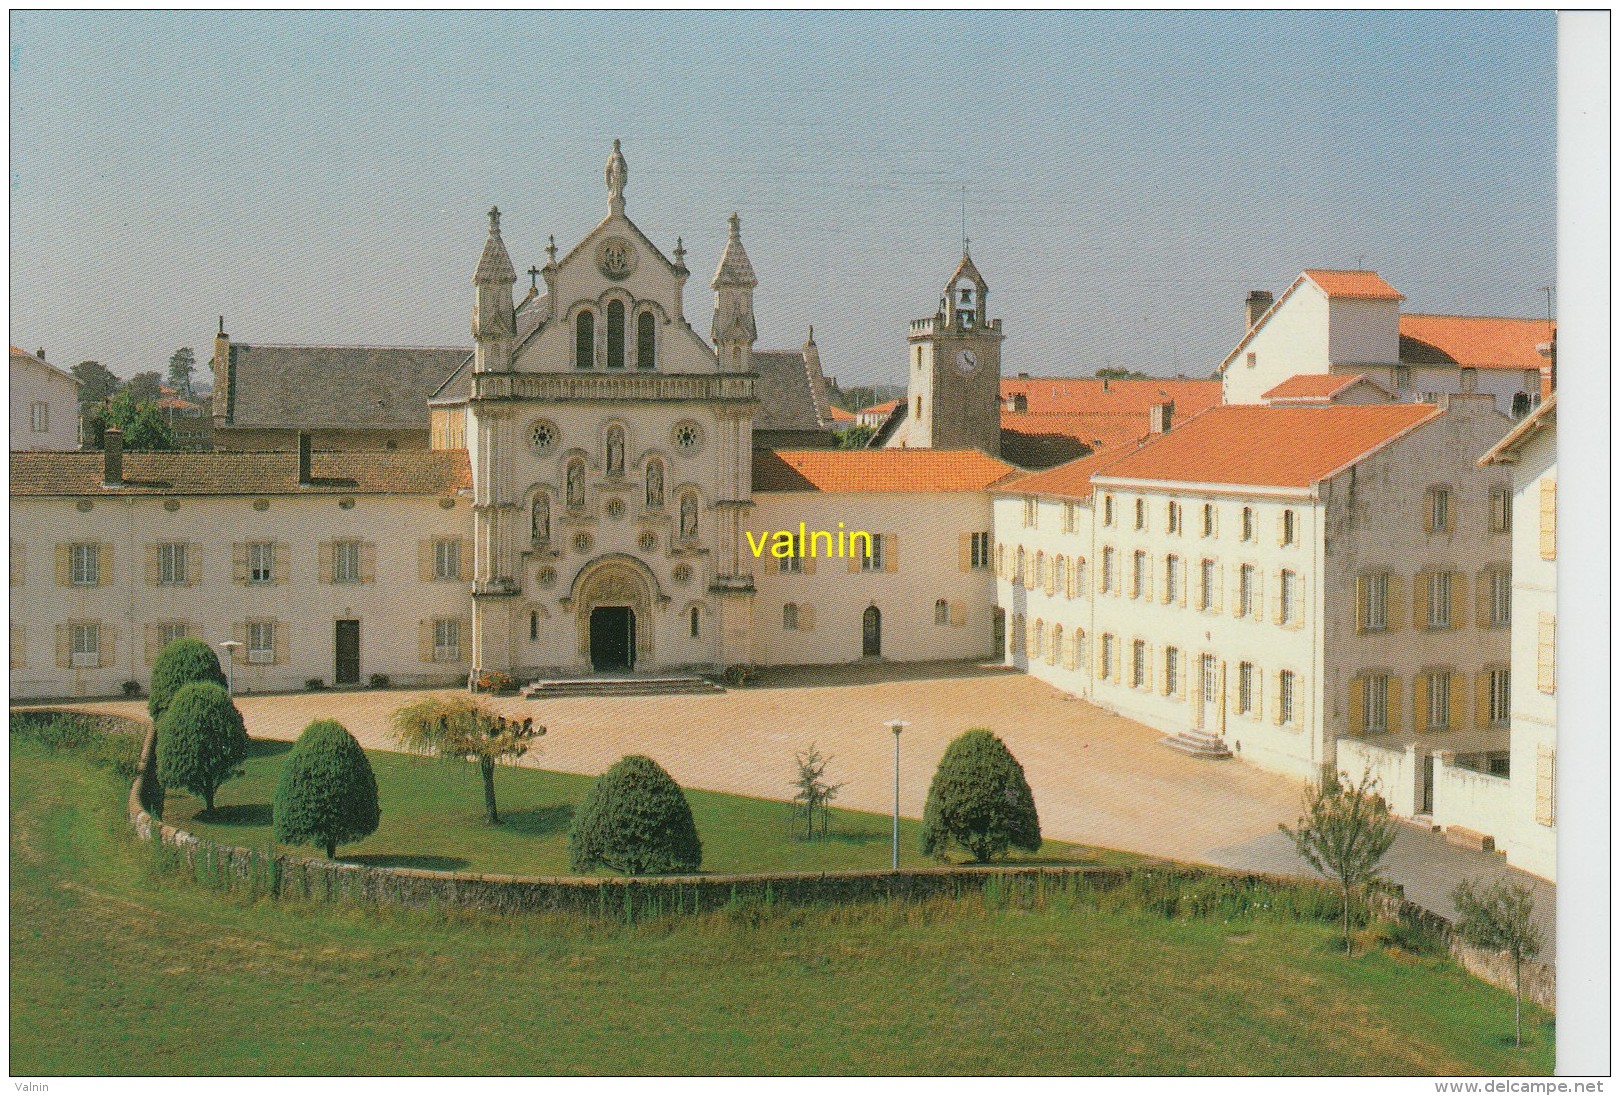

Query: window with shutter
left=333, top=541, right=362, bottom=583
left=247, top=621, right=275, bottom=664
left=433, top=618, right=461, bottom=662
left=249, top=542, right=275, bottom=584
left=1279, top=670, right=1296, bottom=725
left=1536, top=613, right=1556, bottom=693
left=70, top=622, right=100, bottom=668
left=70, top=543, right=99, bottom=586
left=1535, top=745, right=1555, bottom=826
left=1237, top=662, right=1254, bottom=715
left=1538, top=479, right=1556, bottom=559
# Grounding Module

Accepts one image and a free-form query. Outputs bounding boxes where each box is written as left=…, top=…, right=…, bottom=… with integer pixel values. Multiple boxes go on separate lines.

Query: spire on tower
left=473, top=205, right=516, bottom=285
left=711, top=213, right=757, bottom=290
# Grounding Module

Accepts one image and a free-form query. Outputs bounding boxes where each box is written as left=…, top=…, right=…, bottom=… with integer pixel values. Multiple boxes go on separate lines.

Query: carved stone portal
left=571, top=555, right=657, bottom=661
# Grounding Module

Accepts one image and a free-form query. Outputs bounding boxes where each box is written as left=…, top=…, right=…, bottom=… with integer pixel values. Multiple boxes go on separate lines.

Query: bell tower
left=903, top=246, right=1003, bottom=451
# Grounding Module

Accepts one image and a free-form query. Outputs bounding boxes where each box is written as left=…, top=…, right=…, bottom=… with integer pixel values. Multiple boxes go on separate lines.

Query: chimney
left=297, top=431, right=313, bottom=487
left=1245, top=290, right=1274, bottom=331
left=212, top=317, right=232, bottom=425
left=1148, top=401, right=1174, bottom=435
left=103, top=427, right=124, bottom=487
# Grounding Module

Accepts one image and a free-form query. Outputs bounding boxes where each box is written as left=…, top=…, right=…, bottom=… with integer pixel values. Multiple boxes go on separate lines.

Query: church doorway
left=590, top=607, right=636, bottom=672
left=862, top=605, right=882, bottom=658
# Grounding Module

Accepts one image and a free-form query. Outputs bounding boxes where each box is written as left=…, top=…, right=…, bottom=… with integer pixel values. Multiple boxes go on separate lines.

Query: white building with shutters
left=1478, top=396, right=1557, bottom=880
left=10, top=346, right=82, bottom=452
left=992, top=396, right=1514, bottom=783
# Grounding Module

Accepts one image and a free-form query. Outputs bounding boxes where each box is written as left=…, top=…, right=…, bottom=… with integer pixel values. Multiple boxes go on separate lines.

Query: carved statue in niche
left=646, top=461, right=664, bottom=509
left=680, top=493, right=698, bottom=540
left=566, top=460, right=585, bottom=509
left=606, top=426, right=625, bottom=478
left=531, top=494, right=550, bottom=542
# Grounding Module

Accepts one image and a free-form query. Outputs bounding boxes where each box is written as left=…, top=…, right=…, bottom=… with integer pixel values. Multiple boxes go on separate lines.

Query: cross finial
left=527, top=266, right=540, bottom=291
left=673, top=236, right=687, bottom=266
left=545, top=235, right=558, bottom=266
left=217, top=315, right=225, bottom=336
left=488, top=206, right=501, bottom=233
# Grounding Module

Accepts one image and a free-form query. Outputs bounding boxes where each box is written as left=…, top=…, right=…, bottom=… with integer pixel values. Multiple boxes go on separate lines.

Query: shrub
left=273, top=720, right=381, bottom=859
left=722, top=663, right=759, bottom=687
left=569, top=755, right=702, bottom=875
left=147, top=637, right=227, bottom=720
left=920, top=729, right=1042, bottom=864
left=473, top=670, right=516, bottom=693
left=305, top=677, right=326, bottom=692
left=369, top=673, right=391, bottom=689
left=122, top=680, right=142, bottom=699
left=11, top=712, right=98, bottom=752
left=156, top=682, right=248, bottom=812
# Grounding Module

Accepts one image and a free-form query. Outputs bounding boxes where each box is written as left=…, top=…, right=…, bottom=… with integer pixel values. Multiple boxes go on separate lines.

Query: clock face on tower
left=955, top=348, right=978, bottom=375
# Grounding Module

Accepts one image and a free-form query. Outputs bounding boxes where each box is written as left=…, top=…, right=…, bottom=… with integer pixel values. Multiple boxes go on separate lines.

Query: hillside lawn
left=162, top=737, right=1117, bottom=874
left=10, top=740, right=1554, bottom=1076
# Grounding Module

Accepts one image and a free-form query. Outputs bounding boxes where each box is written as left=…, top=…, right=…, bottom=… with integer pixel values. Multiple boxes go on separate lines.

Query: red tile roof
left=1093, top=404, right=1439, bottom=490
left=858, top=399, right=899, bottom=416
left=1261, top=373, right=1390, bottom=403
left=828, top=405, right=857, bottom=423
left=993, top=446, right=1136, bottom=501
left=1480, top=395, right=1555, bottom=466
left=10, top=449, right=472, bottom=497
left=1399, top=314, right=1555, bottom=371
left=999, top=377, right=1222, bottom=416
left=1303, top=269, right=1404, bottom=300
left=753, top=448, right=1016, bottom=493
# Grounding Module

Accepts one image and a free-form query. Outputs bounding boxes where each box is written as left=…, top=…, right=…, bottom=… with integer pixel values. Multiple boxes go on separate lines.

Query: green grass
left=10, top=740, right=1555, bottom=1076
left=164, top=738, right=1118, bottom=874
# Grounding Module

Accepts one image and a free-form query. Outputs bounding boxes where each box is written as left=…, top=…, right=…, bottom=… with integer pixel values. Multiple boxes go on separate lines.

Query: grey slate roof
left=222, top=344, right=470, bottom=431
left=753, top=349, right=827, bottom=432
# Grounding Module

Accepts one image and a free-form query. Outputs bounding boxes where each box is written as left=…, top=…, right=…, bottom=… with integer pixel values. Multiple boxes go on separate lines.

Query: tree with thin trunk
left=1278, top=769, right=1399, bottom=957
left=390, top=696, right=544, bottom=825
left=788, top=743, right=844, bottom=840
left=1452, top=878, right=1543, bottom=1047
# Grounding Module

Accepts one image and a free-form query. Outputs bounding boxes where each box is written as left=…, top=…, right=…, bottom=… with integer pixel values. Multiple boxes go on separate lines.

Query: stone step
left=522, top=675, right=725, bottom=700
left=1158, top=729, right=1234, bottom=761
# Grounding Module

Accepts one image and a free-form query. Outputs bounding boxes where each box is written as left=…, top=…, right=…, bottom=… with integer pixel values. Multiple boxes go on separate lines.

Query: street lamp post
left=219, top=641, right=243, bottom=697
left=885, top=719, right=909, bottom=871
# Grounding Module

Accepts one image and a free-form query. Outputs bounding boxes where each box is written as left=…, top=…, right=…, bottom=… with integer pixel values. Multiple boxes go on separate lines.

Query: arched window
left=605, top=300, right=626, bottom=369
left=575, top=310, right=594, bottom=370
left=935, top=598, right=948, bottom=625
left=637, top=311, right=656, bottom=370
left=645, top=459, right=665, bottom=509
left=529, top=610, right=539, bottom=641
left=783, top=603, right=798, bottom=631
left=689, top=605, right=700, bottom=638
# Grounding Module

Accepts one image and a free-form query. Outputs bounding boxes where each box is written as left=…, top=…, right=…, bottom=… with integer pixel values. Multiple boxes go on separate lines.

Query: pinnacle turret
left=473, top=206, right=516, bottom=285
left=711, top=213, right=758, bottom=290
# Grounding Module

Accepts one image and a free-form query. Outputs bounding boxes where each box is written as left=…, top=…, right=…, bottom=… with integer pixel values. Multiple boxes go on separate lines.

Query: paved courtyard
left=46, top=660, right=1554, bottom=951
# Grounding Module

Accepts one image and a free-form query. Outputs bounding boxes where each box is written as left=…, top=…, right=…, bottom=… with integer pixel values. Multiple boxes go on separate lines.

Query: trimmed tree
left=148, top=637, right=228, bottom=720
left=273, top=720, right=381, bottom=859
left=155, top=681, right=248, bottom=812
left=390, top=696, right=544, bottom=825
left=568, top=755, right=701, bottom=875
left=1452, top=878, right=1544, bottom=1047
left=1279, top=770, right=1399, bottom=957
left=920, top=729, right=1042, bottom=864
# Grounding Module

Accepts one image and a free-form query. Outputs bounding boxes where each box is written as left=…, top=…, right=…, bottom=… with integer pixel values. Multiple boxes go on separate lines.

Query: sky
left=10, top=10, right=1556, bottom=389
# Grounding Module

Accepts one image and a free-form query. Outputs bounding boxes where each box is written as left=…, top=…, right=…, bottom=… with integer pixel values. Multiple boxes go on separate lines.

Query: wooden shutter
left=419, top=621, right=435, bottom=663
left=1385, top=676, right=1402, bottom=737
left=949, top=601, right=965, bottom=627
left=1413, top=571, right=1430, bottom=629
left=418, top=540, right=434, bottom=582
left=1534, top=745, right=1555, bottom=825
left=54, top=623, right=70, bottom=668
left=360, top=543, right=377, bottom=584
left=273, top=621, right=290, bottom=665
left=883, top=534, right=897, bottom=574
left=1179, top=563, right=1189, bottom=608
left=1251, top=571, right=1263, bottom=621
left=1538, top=480, right=1555, bottom=560
left=98, top=623, right=117, bottom=668
left=1354, top=576, right=1367, bottom=634
left=145, top=545, right=162, bottom=587
left=10, top=542, right=23, bottom=586
left=54, top=544, right=70, bottom=587
left=1385, top=574, right=1404, bottom=633
left=233, top=543, right=249, bottom=584
left=231, top=623, right=247, bottom=662
left=97, top=543, right=114, bottom=586
left=1474, top=672, right=1491, bottom=729
left=958, top=534, right=972, bottom=573
left=318, top=541, right=334, bottom=584
left=1416, top=674, right=1431, bottom=732
left=1270, top=671, right=1283, bottom=725
left=798, top=604, right=815, bottom=632
left=1475, top=569, right=1492, bottom=627
left=1422, top=491, right=1435, bottom=534
left=1062, top=634, right=1076, bottom=670
left=1448, top=672, right=1466, bottom=730
left=272, top=543, right=290, bottom=585
left=1449, top=573, right=1467, bottom=629
left=458, top=538, right=472, bottom=581
left=1276, top=511, right=1287, bottom=545
left=1044, top=560, right=1055, bottom=597
left=144, top=624, right=160, bottom=666
left=186, top=543, right=202, bottom=586
left=847, top=545, right=860, bottom=574
left=1536, top=613, right=1556, bottom=693
left=1348, top=677, right=1365, bottom=736
left=803, top=551, right=816, bottom=575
